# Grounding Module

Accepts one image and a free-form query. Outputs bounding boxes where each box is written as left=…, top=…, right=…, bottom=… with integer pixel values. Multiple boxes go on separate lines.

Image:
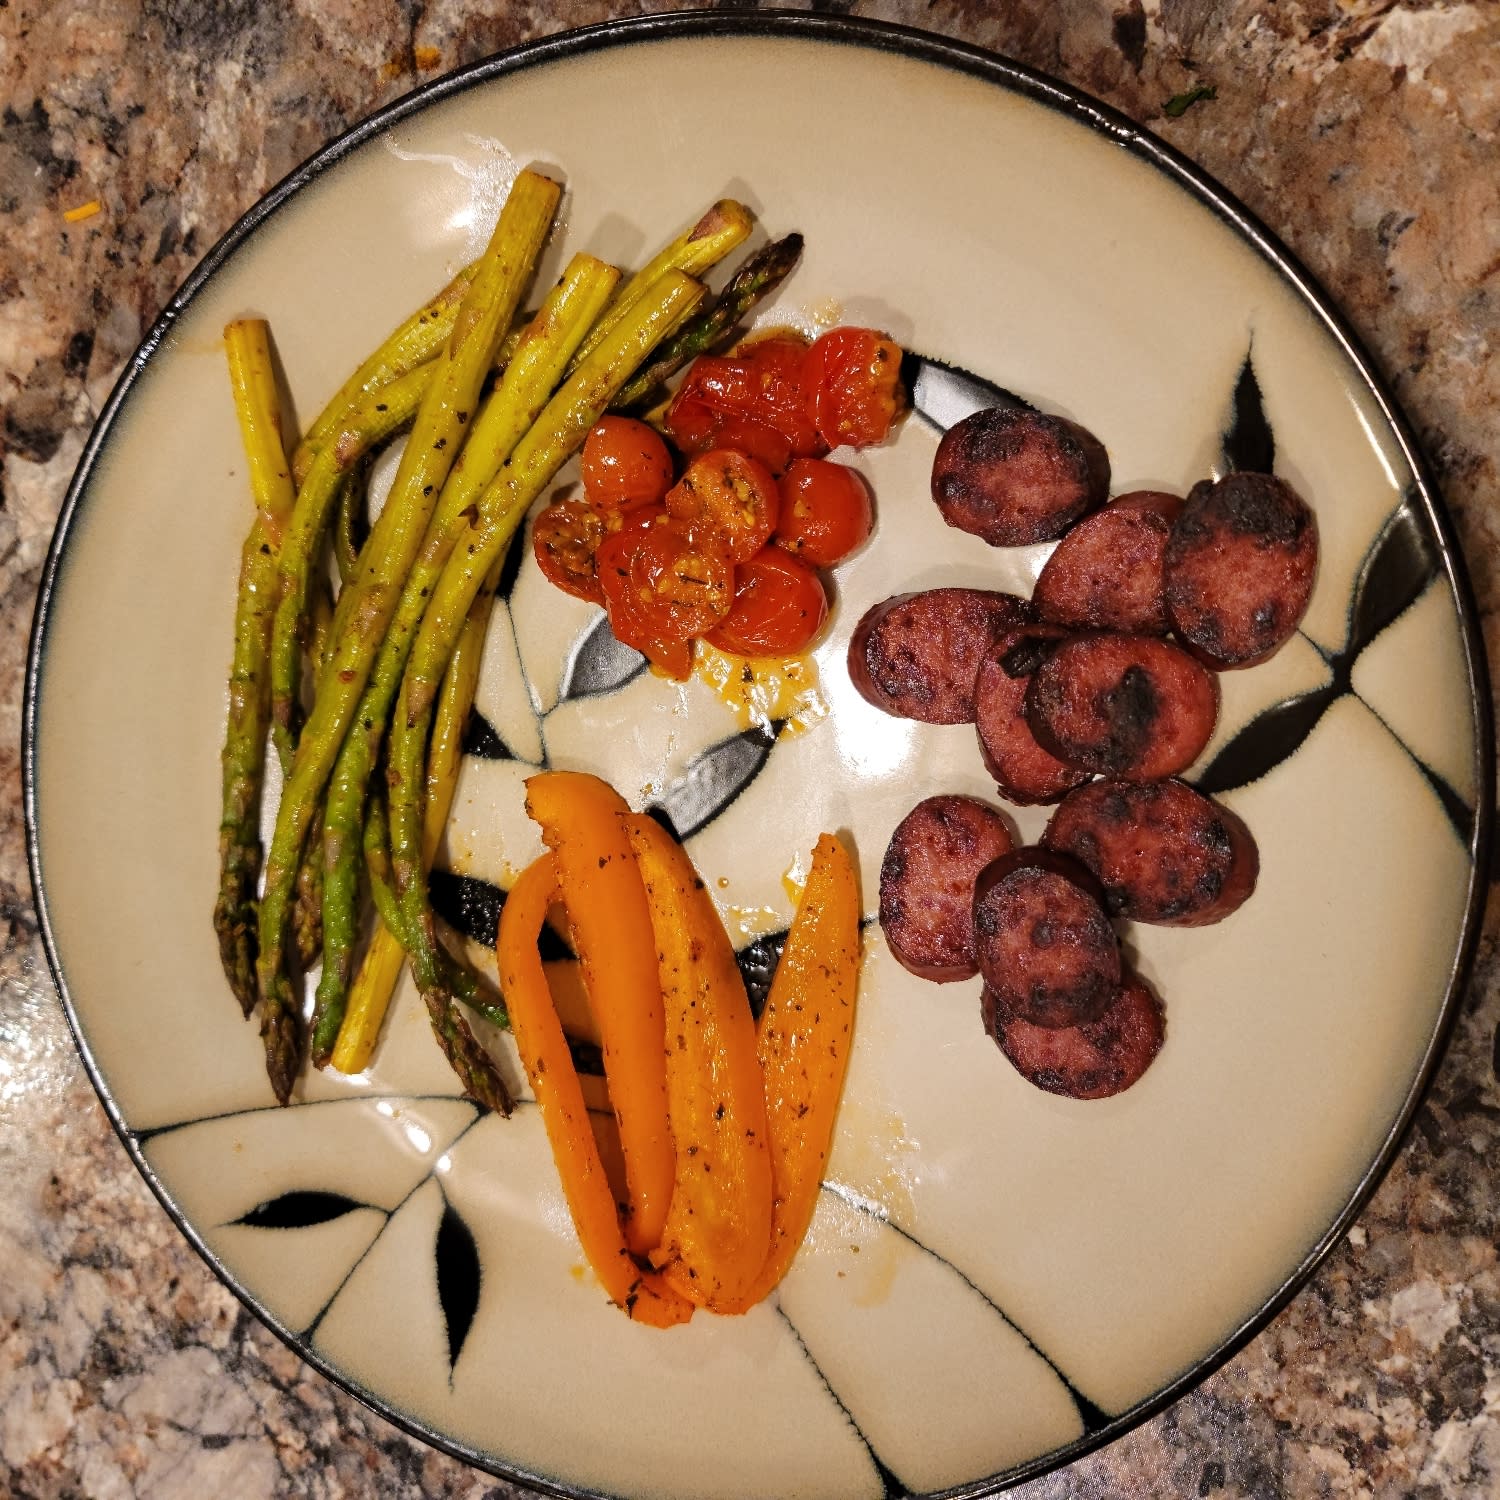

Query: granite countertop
left=3, top=2, right=1498, bottom=1496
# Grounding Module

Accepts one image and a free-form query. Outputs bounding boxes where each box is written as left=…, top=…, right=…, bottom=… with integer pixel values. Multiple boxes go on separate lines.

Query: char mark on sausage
left=1026, top=632, right=1219, bottom=780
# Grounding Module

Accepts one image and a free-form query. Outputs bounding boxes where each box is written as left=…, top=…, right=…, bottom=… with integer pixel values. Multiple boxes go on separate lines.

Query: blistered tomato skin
left=705, top=547, right=828, bottom=656
left=580, top=416, right=675, bottom=517
left=665, top=337, right=821, bottom=474
left=597, top=519, right=734, bottom=652
left=666, top=449, right=781, bottom=563
left=775, top=458, right=873, bottom=567
left=532, top=497, right=610, bottom=604
left=802, top=328, right=904, bottom=451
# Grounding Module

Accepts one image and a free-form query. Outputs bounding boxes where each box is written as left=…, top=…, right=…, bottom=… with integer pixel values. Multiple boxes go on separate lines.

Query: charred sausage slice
left=971, top=849, right=1119, bottom=1029
left=879, top=795, right=1015, bottom=981
left=848, top=588, right=1033, bottom=724
left=982, top=968, right=1165, bottom=1099
left=1163, top=472, right=1318, bottom=668
left=1042, top=777, right=1259, bottom=926
left=973, top=626, right=1090, bottom=805
left=1032, top=490, right=1183, bottom=634
left=931, top=407, right=1110, bottom=547
left=1026, top=632, right=1219, bottom=780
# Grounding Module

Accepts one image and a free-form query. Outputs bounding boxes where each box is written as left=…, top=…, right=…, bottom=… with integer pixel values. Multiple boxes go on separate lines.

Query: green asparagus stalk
left=567, top=199, right=750, bottom=372
left=612, top=232, right=804, bottom=411
left=267, top=362, right=430, bottom=771
left=329, top=562, right=498, bottom=1074
left=253, top=167, right=561, bottom=1103
left=291, top=261, right=480, bottom=486
left=387, top=269, right=706, bottom=1013
left=214, top=320, right=296, bottom=1016
left=307, top=252, right=619, bottom=1068
left=357, top=781, right=508, bottom=1115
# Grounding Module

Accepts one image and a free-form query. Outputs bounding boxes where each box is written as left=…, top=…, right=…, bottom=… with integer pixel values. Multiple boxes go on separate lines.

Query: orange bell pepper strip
left=719, top=833, right=862, bottom=1312
left=625, top=815, right=773, bottom=1312
left=497, top=853, right=692, bottom=1328
left=524, top=772, right=675, bottom=1256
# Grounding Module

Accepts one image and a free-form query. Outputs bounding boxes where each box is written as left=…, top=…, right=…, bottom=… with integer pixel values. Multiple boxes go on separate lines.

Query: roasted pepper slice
left=625, top=815, right=773, bottom=1311
left=496, top=853, right=692, bottom=1328
left=726, top=832, right=861, bottom=1311
left=525, top=771, right=675, bottom=1255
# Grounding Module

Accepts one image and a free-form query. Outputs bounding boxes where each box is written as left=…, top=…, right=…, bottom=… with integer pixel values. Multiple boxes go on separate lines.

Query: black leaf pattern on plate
left=435, top=1198, right=482, bottom=1371
left=737, top=929, right=788, bottom=1020
left=646, top=723, right=779, bottom=842
left=1348, top=498, right=1440, bottom=650
left=1194, top=684, right=1339, bottom=796
left=559, top=611, right=648, bottom=700
left=901, top=352, right=1035, bottom=433
left=428, top=868, right=574, bottom=959
left=1193, top=497, right=1444, bottom=799
left=1220, top=348, right=1275, bottom=475
left=462, top=707, right=512, bottom=760
left=232, top=1190, right=368, bottom=1229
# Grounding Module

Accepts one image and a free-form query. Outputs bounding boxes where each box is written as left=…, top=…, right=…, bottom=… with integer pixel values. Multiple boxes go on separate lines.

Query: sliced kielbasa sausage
left=971, top=849, right=1119, bottom=1029
left=973, top=625, right=1090, bottom=805
left=1032, top=490, right=1183, bottom=634
left=982, top=968, right=1165, bottom=1099
left=848, top=587, right=1033, bottom=724
left=931, top=407, right=1110, bottom=547
left=1163, top=471, right=1318, bottom=668
left=1025, top=632, right=1219, bottom=780
left=879, top=795, right=1015, bottom=981
left=1042, top=777, right=1259, bottom=926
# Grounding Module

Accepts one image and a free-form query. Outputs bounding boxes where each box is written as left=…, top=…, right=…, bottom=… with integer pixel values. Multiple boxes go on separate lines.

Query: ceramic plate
left=25, top=13, right=1492, bottom=1499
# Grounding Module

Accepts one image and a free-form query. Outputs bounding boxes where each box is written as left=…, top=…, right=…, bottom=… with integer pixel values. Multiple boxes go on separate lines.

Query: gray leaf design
left=647, top=723, right=778, bottom=841
left=559, top=612, right=648, bottom=700
left=233, top=1191, right=368, bottom=1230
left=902, top=352, right=1034, bottom=433
left=435, top=1199, right=482, bottom=1371
left=429, top=868, right=574, bottom=959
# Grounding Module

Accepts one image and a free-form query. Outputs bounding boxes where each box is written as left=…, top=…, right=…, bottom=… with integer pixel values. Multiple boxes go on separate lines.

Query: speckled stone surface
left=2, top=2, right=1498, bottom=1496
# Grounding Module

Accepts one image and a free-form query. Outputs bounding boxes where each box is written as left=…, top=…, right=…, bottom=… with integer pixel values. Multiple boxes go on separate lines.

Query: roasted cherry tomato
left=801, top=327, right=904, bottom=450
left=532, top=496, right=609, bottom=604
left=580, top=415, right=675, bottom=517
left=705, top=546, right=828, bottom=656
left=597, top=519, right=735, bottom=675
left=775, top=458, right=874, bottom=567
left=665, top=336, right=822, bottom=474
left=665, top=448, right=780, bottom=563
